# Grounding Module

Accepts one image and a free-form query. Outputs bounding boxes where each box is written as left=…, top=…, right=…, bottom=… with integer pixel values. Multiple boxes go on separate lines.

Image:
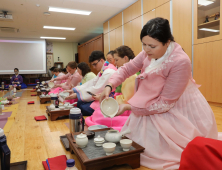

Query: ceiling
left=0, top=0, right=137, bottom=43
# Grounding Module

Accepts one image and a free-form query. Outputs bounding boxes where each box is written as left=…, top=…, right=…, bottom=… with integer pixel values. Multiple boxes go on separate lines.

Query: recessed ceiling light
left=43, top=26, right=75, bottom=30
left=48, top=7, right=91, bottom=15
left=40, top=37, right=66, bottom=40
left=198, top=0, right=214, bottom=6
left=43, top=12, right=51, bottom=16
left=36, top=4, right=40, bottom=7
left=199, top=28, right=219, bottom=32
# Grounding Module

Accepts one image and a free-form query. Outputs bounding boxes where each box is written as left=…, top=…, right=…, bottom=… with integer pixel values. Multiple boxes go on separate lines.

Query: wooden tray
left=10, top=160, right=27, bottom=170
left=66, top=129, right=145, bottom=170
left=46, top=106, right=70, bottom=121
left=39, top=96, right=51, bottom=104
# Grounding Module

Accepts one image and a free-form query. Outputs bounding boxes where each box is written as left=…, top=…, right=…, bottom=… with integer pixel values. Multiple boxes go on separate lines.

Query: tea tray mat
left=74, top=130, right=135, bottom=160
left=4, top=91, right=23, bottom=98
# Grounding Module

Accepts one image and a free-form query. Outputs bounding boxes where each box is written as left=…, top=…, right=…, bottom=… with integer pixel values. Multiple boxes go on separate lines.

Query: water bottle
left=65, top=159, right=78, bottom=170
left=0, top=128, right=10, bottom=170
left=13, top=86, right=16, bottom=93
left=69, top=108, right=85, bottom=133
left=1, top=82, right=4, bottom=89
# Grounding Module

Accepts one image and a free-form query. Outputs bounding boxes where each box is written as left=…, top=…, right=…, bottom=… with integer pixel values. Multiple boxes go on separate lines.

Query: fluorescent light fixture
left=43, top=26, right=75, bottom=30
left=199, top=28, right=219, bottom=32
left=48, top=7, right=91, bottom=15
left=198, top=0, right=214, bottom=6
left=40, top=37, right=66, bottom=40
left=152, top=9, right=155, bottom=11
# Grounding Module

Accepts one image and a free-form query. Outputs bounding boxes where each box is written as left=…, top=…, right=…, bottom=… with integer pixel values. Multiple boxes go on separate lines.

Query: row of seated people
left=48, top=45, right=134, bottom=132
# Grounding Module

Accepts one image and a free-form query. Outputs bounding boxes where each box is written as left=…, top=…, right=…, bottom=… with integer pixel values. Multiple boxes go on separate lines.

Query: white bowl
left=59, top=106, right=65, bottom=110
left=120, top=139, right=132, bottom=151
left=100, top=97, right=119, bottom=118
left=48, top=82, right=54, bottom=88
left=67, top=105, right=73, bottom=109
left=103, top=143, right=116, bottom=155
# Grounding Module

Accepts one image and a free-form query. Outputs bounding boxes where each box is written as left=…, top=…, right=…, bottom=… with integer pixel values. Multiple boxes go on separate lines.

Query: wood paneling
left=132, top=16, right=142, bottom=56
left=124, top=21, right=133, bottom=50
left=155, top=0, right=170, bottom=8
left=78, top=34, right=103, bottom=74
left=123, top=0, right=141, bottom=24
left=143, top=10, right=156, bottom=26
left=194, top=0, right=222, bottom=44
left=103, top=21, right=109, bottom=34
left=193, top=40, right=222, bottom=103
left=143, top=0, right=155, bottom=14
left=109, top=13, right=122, bottom=32
left=155, top=1, right=170, bottom=22
left=110, top=30, right=116, bottom=51
left=104, top=33, right=109, bottom=56
left=173, top=0, right=192, bottom=59
left=124, top=17, right=142, bottom=56
left=115, top=26, right=123, bottom=49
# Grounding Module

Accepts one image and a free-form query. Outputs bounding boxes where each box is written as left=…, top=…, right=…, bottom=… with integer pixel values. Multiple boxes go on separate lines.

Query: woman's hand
left=50, top=79, right=55, bottom=82
left=65, top=93, right=77, bottom=100
left=53, top=84, right=62, bottom=88
left=92, top=93, right=101, bottom=101
left=115, top=104, right=131, bottom=116
left=63, top=90, right=74, bottom=94
left=99, top=83, right=113, bottom=103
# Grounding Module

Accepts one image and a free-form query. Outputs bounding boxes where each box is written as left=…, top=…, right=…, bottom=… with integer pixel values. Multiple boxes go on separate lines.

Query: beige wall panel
left=194, top=0, right=222, bottom=44
left=103, top=21, right=108, bottom=34
left=143, top=0, right=155, bottom=14
left=173, top=0, right=192, bottom=59
left=115, top=26, right=123, bottom=49
left=104, top=33, right=109, bottom=57
left=124, top=21, right=133, bottom=50
left=109, top=30, right=116, bottom=51
left=155, top=2, right=170, bottom=22
left=123, top=0, right=141, bottom=24
left=143, top=10, right=156, bottom=26
left=193, top=41, right=222, bottom=103
left=109, top=13, right=122, bottom=32
left=155, top=0, right=170, bottom=8
left=132, top=17, right=142, bottom=56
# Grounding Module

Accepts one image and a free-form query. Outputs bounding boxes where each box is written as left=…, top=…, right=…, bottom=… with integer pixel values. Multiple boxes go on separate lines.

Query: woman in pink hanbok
left=86, top=45, right=139, bottom=131
left=49, top=61, right=82, bottom=103
left=100, top=17, right=218, bottom=170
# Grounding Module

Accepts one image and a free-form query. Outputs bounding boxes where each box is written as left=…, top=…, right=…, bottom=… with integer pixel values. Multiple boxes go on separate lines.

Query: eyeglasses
left=91, top=59, right=101, bottom=67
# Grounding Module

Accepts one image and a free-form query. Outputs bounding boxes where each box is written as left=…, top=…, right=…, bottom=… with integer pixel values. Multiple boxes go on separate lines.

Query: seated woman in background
left=61, top=67, right=68, bottom=74
left=52, top=68, right=66, bottom=86
left=49, top=61, right=82, bottom=103
left=85, top=45, right=139, bottom=131
left=77, top=62, right=96, bottom=85
left=10, top=68, right=27, bottom=89
left=106, top=51, right=116, bottom=66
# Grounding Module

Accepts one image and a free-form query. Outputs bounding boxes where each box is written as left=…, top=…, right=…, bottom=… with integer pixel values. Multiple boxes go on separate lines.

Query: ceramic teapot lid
left=70, top=108, right=81, bottom=114
left=94, top=135, right=104, bottom=142
left=77, top=133, right=86, bottom=139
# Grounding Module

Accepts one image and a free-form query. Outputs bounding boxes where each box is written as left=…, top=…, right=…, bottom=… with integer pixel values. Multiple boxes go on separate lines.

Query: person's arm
left=109, top=51, right=146, bottom=89
left=100, top=51, right=145, bottom=102
left=74, top=69, right=116, bottom=102
left=10, top=76, right=14, bottom=84
left=17, top=75, right=23, bottom=84
left=132, top=58, right=191, bottom=116
left=53, top=73, right=69, bottom=81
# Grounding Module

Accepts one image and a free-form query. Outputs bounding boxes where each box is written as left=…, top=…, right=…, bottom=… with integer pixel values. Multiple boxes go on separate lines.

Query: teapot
left=105, top=128, right=131, bottom=143
left=49, top=104, right=55, bottom=110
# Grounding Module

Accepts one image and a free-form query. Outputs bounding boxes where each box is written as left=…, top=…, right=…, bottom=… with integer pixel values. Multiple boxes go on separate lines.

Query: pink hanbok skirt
left=85, top=93, right=131, bottom=132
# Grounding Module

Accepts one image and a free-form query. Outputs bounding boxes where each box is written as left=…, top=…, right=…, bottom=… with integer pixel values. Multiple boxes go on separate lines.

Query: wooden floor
left=1, top=89, right=222, bottom=170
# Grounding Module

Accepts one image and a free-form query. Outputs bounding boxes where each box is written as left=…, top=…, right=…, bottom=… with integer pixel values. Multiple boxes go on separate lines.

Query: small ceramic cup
left=120, top=139, right=132, bottom=151
left=103, top=143, right=116, bottom=155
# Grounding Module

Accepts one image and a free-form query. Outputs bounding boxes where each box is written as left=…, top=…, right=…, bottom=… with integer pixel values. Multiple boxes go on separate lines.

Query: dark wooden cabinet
left=78, top=34, right=104, bottom=75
